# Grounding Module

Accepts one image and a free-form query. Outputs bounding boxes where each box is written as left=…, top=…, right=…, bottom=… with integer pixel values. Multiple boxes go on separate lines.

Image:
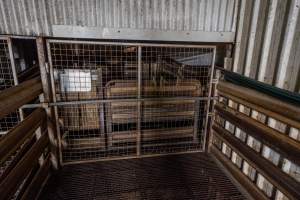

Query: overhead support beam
left=0, top=77, right=43, bottom=119
left=215, top=103, right=300, bottom=166
left=211, top=146, right=269, bottom=200
left=52, top=25, right=235, bottom=43
left=213, top=124, right=300, bottom=200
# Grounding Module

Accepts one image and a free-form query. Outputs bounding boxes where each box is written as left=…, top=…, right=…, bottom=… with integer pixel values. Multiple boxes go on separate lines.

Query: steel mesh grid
left=47, top=40, right=215, bottom=163
left=39, top=153, right=246, bottom=200
left=0, top=39, right=20, bottom=134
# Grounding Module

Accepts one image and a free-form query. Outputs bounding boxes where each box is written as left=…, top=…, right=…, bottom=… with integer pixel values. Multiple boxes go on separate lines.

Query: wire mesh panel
left=47, top=40, right=215, bottom=163
left=0, top=38, right=20, bottom=135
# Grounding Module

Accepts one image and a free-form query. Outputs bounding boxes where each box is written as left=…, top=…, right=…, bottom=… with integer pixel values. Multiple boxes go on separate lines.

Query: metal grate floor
left=39, top=153, right=246, bottom=200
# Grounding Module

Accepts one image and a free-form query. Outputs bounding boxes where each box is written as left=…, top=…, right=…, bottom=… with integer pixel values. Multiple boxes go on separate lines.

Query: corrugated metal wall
left=232, top=0, right=300, bottom=93
left=0, top=0, right=237, bottom=36
left=0, top=0, right=299, bottom=92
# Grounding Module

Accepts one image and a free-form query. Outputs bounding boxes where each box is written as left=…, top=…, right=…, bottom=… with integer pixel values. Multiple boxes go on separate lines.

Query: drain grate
left=39, top=153, right=246, bottom=200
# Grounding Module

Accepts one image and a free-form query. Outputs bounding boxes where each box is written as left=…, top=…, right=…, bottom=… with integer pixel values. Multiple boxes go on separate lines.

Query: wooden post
left=36, top=37, right=59, bottom=169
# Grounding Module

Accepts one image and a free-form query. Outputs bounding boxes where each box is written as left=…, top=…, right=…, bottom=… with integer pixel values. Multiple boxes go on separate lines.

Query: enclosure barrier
left=212, top=80, right=300, bottom=200
left=0, top=78, right=52, bottom=200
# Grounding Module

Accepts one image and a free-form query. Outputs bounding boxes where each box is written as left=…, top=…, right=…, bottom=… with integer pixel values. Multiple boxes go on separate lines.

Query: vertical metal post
left=137, top=46, right=142, bottom=156
left=203, top=47, right=216, bottom=152
left=193, top=100, right=200, bottom=142
left=46, top=40, right=63, bottom=166
left=37, top=38, right=60, bottom=168
left=7, top=37, right=25, bottom=120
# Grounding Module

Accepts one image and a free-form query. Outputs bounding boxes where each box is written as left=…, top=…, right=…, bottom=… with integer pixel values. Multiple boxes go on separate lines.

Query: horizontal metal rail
left=21, top=96, right=218, bottom=108
left=47, top=39, right=217, bottom=49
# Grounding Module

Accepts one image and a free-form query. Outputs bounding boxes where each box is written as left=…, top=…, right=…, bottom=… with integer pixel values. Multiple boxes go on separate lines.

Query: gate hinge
left=211, top=79, right=218, bottom=84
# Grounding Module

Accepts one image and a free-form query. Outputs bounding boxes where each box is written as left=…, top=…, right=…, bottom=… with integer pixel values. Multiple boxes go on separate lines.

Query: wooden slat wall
left=212, top=80, right=300, bottom=200
left=0, top=77, right=51, bottom=200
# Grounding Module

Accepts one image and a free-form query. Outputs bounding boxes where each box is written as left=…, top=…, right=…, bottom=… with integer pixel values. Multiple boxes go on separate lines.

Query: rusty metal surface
left=39, top=153, right=246, bottom=200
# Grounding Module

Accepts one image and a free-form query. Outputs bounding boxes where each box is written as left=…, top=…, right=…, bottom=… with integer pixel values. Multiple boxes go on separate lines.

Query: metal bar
left=46, top=39, right=216, bottom=49
left=20, top=96, right=218, bottom=108
left=46, top=40, right=63, bottom=167
left=62, top=150, right=204, bottom=166
left=203, top=47, right=217, bottom=151
left=211, top=146, right=269, bottom=200
left=51, top=25, right=235, bottom=42
left=215, top=103, right=300, bottom=167
left=7, top=37, right=18, bottom=85
left=36, top=37, right=59, bottom=169
left=137, top=46, right=142, bottom=156
left=0, top=77, right=42, bottom=119
left=7, top=37, right=25, bottom=121
left=213, top=124, right=300, bottom=200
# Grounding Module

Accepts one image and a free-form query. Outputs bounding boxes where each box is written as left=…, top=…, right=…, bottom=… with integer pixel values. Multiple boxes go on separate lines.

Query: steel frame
left=45, top=39, right=216, bottom=164
left=0, top=36, right=23, bottom=134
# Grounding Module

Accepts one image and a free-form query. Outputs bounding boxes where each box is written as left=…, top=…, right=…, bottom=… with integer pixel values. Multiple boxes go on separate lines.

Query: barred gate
left=46, top=40, right=216, bottom=164
left=0, top=37, right=20, bottom=135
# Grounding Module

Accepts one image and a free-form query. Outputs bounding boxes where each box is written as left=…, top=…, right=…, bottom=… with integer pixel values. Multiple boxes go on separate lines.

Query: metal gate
left=46, top=40, right=216, bottom=164
left=0, top=37, right=21, bottom=135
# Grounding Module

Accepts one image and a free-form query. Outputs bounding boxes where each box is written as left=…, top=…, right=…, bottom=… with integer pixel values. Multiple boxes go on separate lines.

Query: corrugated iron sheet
left=0, top=0, right=238, bottom=36
left=232, top=0, right=300, bottom=93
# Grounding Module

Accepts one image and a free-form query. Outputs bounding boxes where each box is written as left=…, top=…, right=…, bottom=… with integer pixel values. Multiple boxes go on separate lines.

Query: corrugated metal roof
left=0, top=0, right=238, bottom=37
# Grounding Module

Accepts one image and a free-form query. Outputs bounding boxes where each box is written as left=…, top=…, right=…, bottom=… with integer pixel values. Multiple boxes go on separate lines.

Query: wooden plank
left=0, top=77, right=43, bottom=119
left=0, top=136, right=35, bottom=182
left=0, top=134, right=49, bottom=200
left=108, top=127, right=194, bottom=145
left=217, top=80, right=300, bottom=122
left=0, top=108, right=46, bottom=164
left=20, top=155, right=52, bottom=200
left=215, top=103, right=300, bottom=166
left=218, top=90, right=300, bottom=130
left=62, top=136, right=106, bottom=150
left=213, top=124, right=300, bottom=200
left=211, top=146, right=269, bottom=200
